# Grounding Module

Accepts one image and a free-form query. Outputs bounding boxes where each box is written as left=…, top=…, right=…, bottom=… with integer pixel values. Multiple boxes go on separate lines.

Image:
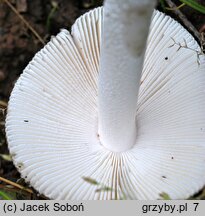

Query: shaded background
left=0, top=0, right=205, bottom=199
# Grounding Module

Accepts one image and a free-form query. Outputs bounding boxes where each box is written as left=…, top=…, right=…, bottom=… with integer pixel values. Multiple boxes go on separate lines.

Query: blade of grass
left=82, top=177, right=99, bottom=185
left=166, top=3, right=186, bottom=10
left=159, top=192, right=171, bottom=200
left=0, top=100, right=7, bottom=108
left=46, top=1, right=58, bottom=32
left=0, top=190, right=12, bottom=200
left=0, top=154, right=12, bottom=162
left=179, top=0, right=205, bottom=14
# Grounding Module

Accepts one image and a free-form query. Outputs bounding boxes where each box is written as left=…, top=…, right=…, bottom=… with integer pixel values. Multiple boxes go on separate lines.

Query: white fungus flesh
left=6, top=5, right=205, bottom=200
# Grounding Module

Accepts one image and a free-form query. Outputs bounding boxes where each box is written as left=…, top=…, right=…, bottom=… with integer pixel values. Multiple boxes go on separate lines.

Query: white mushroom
left=6, top=0, right=205, bottom=200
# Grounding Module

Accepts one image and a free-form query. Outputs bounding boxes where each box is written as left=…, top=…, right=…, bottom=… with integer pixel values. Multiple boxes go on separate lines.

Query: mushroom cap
left=6, top=8, right=205, bottom=200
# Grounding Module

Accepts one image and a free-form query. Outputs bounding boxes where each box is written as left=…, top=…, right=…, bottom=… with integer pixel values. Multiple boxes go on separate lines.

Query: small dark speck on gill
left=165, top=57, right=168, bottom=60
left=17, top=163, right=23, bottom=168
left=24, top=120, right=29, bottom=122
left=162, top=176, right=166, bottom=179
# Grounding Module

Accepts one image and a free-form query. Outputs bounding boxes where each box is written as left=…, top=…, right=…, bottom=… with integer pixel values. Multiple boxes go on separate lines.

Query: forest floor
left=0, top=0, right=205, bottom=199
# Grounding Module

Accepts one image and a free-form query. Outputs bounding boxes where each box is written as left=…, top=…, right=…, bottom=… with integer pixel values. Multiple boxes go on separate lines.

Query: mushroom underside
left=6, top=8, right=205, bottom=200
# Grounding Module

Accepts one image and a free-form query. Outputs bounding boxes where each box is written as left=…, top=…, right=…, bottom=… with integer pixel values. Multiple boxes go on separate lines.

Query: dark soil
left=0, top=0, right=205, bottom=199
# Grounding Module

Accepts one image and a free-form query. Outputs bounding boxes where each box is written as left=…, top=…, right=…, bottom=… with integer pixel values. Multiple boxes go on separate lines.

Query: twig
left=0, top=176, right=33, bottom=194
left=3, top=0, right=45, bottom=45
left=164, top=0, right=201, bottom=41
